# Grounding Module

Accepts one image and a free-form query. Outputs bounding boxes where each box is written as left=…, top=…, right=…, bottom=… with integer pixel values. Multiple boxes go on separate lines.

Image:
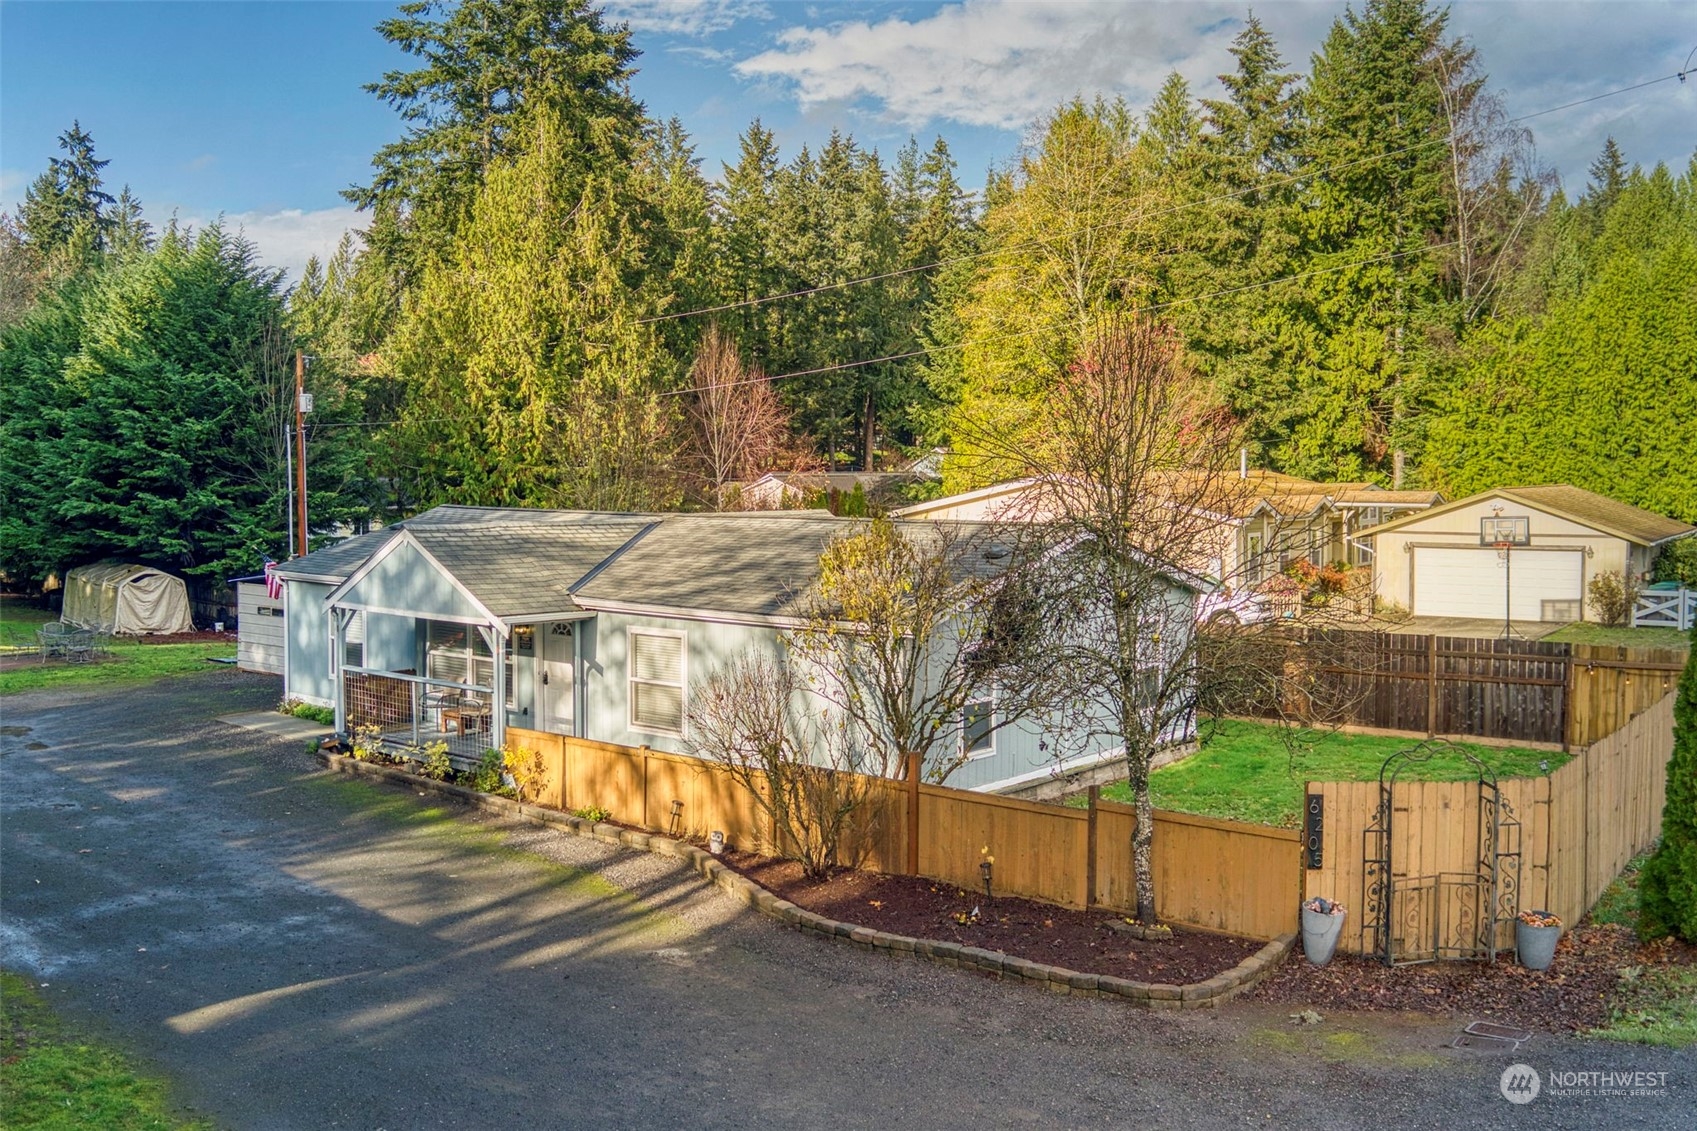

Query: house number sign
left=1304, top=793, right=1324, bottom=869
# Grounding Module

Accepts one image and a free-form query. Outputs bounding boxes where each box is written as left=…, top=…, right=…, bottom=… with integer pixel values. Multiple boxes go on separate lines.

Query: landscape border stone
left=319, top=751, right=1296, bottom=1010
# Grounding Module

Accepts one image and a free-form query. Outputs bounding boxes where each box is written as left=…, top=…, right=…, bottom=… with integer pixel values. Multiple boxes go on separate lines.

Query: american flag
left=264, top=560, right=283, bottom=600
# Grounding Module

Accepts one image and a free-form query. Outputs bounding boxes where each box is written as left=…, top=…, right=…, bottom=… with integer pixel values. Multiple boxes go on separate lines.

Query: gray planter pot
left=1516, top=920, right=1562, bottom=971
left=1301, top=906, right=1346, bottom=967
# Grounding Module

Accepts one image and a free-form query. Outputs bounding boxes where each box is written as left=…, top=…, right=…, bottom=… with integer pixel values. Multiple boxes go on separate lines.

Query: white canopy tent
left=62, top=563, right=194, bottom=635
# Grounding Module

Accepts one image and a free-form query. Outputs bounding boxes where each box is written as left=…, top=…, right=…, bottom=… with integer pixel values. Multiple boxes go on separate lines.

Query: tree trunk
left=862, top=389, right=876, bottom=472
left=1128, top=755, right=1157, bottom=925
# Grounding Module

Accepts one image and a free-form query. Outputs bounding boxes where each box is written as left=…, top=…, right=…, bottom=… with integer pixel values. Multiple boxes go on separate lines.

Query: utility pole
left=295, top=350, right=309, bottom=558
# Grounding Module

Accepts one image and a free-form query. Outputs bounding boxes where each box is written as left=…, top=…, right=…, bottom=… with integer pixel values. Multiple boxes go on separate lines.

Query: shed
left=62, top=563, right=195, bottom=635
left=1360, top=485, right=1695, bottom=622
left=232, top=577, right=287, bottom=674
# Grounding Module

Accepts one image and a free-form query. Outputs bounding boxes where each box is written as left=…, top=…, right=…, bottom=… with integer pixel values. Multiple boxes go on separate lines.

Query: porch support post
left=477, top=622, right=507, bottom=752
left=329, top=606, right=354, bottom=735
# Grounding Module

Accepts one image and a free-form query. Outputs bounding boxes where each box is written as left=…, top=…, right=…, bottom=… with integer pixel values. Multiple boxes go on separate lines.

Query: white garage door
left=1413, top=548, right=1584, bottom=621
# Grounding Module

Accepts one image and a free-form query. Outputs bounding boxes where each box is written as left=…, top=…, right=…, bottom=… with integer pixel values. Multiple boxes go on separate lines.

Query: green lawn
left=0, top=597, right=233, bottom=696
left=0, top=598, right=56, bottom=649
left=1543, top=622, right=1691, bottom=649
left=1097, top=719, right=1568, bottom=828
left=0, top=970, right=211, bottom=1130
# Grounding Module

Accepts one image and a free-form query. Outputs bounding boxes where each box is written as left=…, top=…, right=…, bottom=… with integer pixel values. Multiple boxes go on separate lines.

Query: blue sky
left=4, top=1, right=1693, bottom=283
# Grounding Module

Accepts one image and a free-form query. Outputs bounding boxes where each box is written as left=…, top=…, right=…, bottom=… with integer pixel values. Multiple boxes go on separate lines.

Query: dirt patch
left=718, top=851, right=1264, bottom=983
left=1246, top=923, right=1696, bottom=1032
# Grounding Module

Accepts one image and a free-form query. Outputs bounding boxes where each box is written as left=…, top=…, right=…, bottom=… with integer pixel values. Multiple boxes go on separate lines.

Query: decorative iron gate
left=1361, top=742, right=1521, bottom=965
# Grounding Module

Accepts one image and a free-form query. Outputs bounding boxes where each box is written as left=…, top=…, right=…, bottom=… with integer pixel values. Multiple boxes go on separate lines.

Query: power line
left=656, top=239, right=1461, bottom=400
left=634, top=70, right=1684, bottom=328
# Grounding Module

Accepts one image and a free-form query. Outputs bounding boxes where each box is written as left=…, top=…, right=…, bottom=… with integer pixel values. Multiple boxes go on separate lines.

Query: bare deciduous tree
left=684, top=651, right=871, bottom=878
left=975, top=315, right=1373, bottom=925
left=685, top=325, right=809, bottom=509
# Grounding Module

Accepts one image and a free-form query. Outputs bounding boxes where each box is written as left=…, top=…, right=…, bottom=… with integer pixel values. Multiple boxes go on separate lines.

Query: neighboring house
left=895, top=471, right=1443, bottom=589
left=736, top=470, right=930, bottom=511
left=273, top=505, right=1195, bottom=794
left=1360, top=485, right=1696, bottom=622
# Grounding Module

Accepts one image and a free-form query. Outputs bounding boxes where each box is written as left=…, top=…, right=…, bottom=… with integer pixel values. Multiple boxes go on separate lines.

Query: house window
left=344, top=610, right=365, bottom=670
left=629, top=629, right=686, bottom=735
left=961, top=696, right=994, bottom=758
left=1246, top=534, right=1265, bottom=584
left=426, top=620, right=493, bottom=689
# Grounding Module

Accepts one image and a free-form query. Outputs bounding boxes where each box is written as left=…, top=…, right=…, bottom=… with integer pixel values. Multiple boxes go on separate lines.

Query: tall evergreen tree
left=1266, top=0, right=1459, bottom=479
left=385, top=110, right=681, bottom=510
left=714, top=120, right=784, bottom=370
left=347, top=0, right=646, bottom=272
left=19, top=121, right=117, bottom=259
left=0, top=224, right=292, bottom=583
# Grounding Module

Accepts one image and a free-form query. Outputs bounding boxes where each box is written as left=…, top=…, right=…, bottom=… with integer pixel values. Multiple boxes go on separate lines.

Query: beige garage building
left=1361, top=485, right=1694, bottom=622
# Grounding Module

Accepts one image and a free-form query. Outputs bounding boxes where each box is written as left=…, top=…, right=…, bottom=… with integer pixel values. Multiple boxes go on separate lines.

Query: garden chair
left=37, top=622, right=72, bottom=664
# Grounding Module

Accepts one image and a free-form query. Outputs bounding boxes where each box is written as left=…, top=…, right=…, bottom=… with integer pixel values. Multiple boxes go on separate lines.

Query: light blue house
left=275, top=505, right=1195, bottom=794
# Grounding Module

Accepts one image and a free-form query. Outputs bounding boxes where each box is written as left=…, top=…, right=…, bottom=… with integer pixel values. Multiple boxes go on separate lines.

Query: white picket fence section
left=1633, top=587, right=1695, bottom=630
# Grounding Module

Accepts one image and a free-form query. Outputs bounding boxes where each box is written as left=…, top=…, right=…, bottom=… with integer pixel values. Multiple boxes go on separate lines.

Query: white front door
left=539, top=622, right=575, bottom=735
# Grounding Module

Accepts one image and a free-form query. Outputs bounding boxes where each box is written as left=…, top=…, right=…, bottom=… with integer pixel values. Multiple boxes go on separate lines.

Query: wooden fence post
left=905, top=751, right=922, bottom=875
left=1561, top=649, right=1575, bottom=752
left=1426, top=633, right=1439, bottom=737
left=1086, top=785, right=1100, bottom=909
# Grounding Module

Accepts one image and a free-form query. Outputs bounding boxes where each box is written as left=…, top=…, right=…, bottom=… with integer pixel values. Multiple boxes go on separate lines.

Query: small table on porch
left=440, top=700, right=492, bottom=736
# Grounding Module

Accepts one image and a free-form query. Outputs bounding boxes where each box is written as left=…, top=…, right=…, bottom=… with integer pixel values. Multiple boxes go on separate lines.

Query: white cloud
left=734, top=1, right=1278, bottom=131
left=166, top=206, right=365, bottom=288
left=731, top=0, right=1695, bottom=185
left=605, top=0, right=769, bottom=37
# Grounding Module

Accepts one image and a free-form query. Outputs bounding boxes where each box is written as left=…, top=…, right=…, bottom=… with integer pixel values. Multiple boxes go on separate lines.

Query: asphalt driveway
left=1, top=671, right=1689, bottom=1129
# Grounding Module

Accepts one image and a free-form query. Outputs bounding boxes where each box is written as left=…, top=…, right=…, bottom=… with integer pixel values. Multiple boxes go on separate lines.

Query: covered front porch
left=320, top=526, right=590, bottom=765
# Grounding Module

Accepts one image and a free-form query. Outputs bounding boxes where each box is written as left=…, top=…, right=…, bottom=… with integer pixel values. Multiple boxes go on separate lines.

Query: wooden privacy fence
left=508, top=728, right=1301, bottom=941
left=1293, top=631, right=1685, bottom=749
left=1301, top=692, right=1675, bottom=956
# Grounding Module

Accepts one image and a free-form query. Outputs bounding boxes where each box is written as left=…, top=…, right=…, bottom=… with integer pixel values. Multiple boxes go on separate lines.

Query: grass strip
left=0, top=970, right=211, bottom=1130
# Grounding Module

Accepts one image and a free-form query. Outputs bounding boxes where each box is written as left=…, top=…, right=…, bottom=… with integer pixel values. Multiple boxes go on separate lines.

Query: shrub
left=419, top=742, right=452, bottom=782
left=1652, top=538, right=1697, bottom=588
left=502, top=744, right=548, bottom=803
left=472, top=748, right=511, bottom=796
left=574, top=805, right=612, bottom=823
left=350, top=723, right=385, bottom=762
left=1638, top=626, right=1697, bottom=942
left=1587, top=570, right=1639, bottom=626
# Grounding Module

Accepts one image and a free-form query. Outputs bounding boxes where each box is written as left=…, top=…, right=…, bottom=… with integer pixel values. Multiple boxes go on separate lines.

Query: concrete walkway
left=215, top=708, right=333, bottom=741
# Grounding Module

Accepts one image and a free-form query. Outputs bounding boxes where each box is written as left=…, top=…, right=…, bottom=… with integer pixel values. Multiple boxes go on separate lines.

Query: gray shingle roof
left=407, top=522, right=654, bottom=619
left=273, top=529, right=401, bottom=583
left=575, top=514, right=851, bottom=620
left=278, top=506, right=1028, bottom=625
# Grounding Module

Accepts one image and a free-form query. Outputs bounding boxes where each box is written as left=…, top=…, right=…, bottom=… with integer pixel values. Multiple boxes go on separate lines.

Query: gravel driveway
left=1, top=671, right=1689, bottom=1129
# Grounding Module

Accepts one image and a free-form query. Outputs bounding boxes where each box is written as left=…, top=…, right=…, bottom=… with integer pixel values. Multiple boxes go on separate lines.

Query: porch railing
left=343, top=668, right=495, bottom=764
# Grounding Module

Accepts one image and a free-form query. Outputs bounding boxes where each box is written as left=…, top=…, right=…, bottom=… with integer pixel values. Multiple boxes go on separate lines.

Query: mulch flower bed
left=1246, top=923, right=1697, bottom=1032
left=718, top=851, right=1264, bottom=984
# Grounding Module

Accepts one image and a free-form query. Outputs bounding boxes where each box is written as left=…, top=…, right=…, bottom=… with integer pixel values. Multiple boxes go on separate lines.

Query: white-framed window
left=1246, top=533, right=1266, bottom=584
left=961, top=695, right=994, bottom=759
left=425, top=620, right=494, bottom=690
left=344, top=610, right=365, bottom=670
left=628, top=628, right=686, bottom=735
